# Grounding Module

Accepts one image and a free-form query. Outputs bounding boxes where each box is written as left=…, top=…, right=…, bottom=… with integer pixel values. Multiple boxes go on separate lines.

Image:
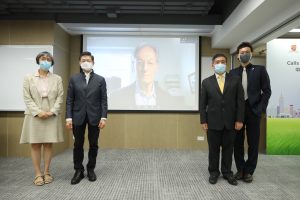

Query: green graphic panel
left=267, top=118, right=300, bottom=155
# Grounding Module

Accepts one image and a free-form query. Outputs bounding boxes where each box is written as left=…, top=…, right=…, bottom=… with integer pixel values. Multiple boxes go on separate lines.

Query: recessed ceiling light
left=289, top=29, right=300, bottom=32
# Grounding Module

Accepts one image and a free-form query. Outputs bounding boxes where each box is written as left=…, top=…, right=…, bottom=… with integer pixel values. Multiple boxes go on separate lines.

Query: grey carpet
left=0, top=149, right=299, bottom=200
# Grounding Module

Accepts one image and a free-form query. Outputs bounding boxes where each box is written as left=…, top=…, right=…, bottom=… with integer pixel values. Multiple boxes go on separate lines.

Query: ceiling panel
left=0, top=0, right=242, bottom=25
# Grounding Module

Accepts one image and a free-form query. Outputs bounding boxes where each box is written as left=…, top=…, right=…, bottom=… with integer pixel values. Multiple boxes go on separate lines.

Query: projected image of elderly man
left=110, top=44, right=175, bottom=110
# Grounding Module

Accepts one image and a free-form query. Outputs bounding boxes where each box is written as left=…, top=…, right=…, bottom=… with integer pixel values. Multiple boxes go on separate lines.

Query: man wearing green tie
left=200, top=53, right=244, bottom=185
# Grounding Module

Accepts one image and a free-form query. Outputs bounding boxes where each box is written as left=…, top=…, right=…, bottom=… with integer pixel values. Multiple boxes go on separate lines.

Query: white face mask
left=80, top=61, right=93, bottom=71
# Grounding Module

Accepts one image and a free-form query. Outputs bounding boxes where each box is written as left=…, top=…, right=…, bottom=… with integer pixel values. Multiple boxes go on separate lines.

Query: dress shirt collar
left=84, top=71, right=92, bottom=76
left=240, top=63, right=252, bottom=71
left=81, top=69, right=94, bottom=77
left=135, top=82, right=157, bottom=106
left=215, top=73, right=226, bottom=79
left=135, top=82, right=156, bottom=98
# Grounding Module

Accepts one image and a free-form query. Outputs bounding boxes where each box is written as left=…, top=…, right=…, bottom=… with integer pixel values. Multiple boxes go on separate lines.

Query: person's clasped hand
left=37, top=111, right=54, bottom=119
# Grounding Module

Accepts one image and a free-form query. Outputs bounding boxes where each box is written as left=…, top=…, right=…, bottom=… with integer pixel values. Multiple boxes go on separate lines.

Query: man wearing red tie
left=200, top=53, right=244, bottom=185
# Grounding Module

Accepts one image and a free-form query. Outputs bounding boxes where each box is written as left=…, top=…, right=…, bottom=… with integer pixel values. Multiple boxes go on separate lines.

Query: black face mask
left=239, top=53, right=252, bottom=63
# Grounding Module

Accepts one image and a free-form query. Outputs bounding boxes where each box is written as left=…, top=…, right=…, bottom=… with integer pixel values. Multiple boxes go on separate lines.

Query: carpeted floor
left=0, top=149, right=299, bottom=200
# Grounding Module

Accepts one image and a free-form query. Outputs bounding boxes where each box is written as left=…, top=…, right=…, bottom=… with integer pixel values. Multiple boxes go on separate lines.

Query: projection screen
left=83, top=35, right=200, bottom=112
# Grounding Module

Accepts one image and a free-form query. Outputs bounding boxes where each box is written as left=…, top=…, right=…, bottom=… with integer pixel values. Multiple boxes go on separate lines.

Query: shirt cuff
left=66, top=118, right=72, bottom=122
left=101, top=118, right=107, bottom=121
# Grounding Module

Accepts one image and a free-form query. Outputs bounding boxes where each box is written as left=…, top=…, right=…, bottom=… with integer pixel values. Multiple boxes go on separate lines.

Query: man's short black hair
left=212, top=53, right=227, bottom=62
left=237, top=42, right=253, bottom=53
left=36, top=51, right=54, bottom=65
left=79, top=51, right=94, bottom=62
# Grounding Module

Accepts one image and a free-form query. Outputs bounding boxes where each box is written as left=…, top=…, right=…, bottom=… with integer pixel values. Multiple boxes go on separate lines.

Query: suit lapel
left=47, top=73, right=54, bottom=93
left=211, top=75, right=223, bottom=95
left=223, top=73, right=230, bottom=95
left=247, top=64, right=255, bottom=85
left=84, top=71, right=95, bottom=89
left=31, top=75, right=42, bottom=104
left=88, top=72, right=94, bottom=86
left=80, top=73, right=88, bottom=90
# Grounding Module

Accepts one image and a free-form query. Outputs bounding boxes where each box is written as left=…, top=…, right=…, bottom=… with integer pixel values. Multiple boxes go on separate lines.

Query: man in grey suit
left=66, top=51, right=108, bottom=185
left=200, top=53, right=244, bottom=185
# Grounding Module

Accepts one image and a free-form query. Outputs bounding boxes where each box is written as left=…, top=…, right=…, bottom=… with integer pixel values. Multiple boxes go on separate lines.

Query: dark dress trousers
left=200, top=73, right=244, bottom=176
left=230, top=64, right=271, bottom=175
left=66, top=71, right=108, bottom=171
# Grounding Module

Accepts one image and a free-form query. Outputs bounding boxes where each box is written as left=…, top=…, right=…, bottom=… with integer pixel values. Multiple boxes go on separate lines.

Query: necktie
left=242, top=67, right=248, bottom=100
left=218, top=75, right=224, bottom=93
left=85, top=74, right=90, bottom=84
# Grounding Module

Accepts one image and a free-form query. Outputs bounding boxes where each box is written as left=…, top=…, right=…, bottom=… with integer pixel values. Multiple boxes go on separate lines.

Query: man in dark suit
left=230, top=42, right=271, bottom=183
left=66, top=51, right=108, bottom=185
left=109, top=44, right=177, bottom=110
left=200, top=53, right=244, bottom=185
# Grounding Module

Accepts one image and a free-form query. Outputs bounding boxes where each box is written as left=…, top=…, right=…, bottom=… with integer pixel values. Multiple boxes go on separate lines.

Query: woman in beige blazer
left=20, top=51, right=64, bottom=186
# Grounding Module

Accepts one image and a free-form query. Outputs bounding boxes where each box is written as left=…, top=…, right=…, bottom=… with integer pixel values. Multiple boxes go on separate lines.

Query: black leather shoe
left=209, top=174, right=219, bottom=184
left=71, top=170, right=84, bottom=185
left=243, top=173, right=253, bottom=183
left=87, top=170, right=97, bottom=182
left=224, top=175, right=238, bottom=186
left=234, top=171, right=244, bottom=180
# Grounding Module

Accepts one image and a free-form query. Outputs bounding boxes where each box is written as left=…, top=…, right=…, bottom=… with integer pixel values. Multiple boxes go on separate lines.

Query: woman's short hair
left=36, top=51, right=54, bottom=66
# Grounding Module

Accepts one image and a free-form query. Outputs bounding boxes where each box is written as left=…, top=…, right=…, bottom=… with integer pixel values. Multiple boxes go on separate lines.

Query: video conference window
left=83, top=35, right=200, bottom=111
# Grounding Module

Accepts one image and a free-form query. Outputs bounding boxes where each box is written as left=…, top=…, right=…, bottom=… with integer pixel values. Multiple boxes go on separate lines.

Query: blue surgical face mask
left=239, top=53, right=252, bottom=63
left=214, top=63, right=226, bottom=74
left=39, top=61, right=52, bottom=71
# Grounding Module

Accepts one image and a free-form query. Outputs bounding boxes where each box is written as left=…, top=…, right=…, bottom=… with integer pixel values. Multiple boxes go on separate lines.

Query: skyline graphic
left=267, top=92, right=300, bottom=118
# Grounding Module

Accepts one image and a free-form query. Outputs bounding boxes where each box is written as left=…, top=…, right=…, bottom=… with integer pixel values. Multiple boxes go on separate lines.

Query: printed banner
left=267, top=39, right=300, bottom=155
